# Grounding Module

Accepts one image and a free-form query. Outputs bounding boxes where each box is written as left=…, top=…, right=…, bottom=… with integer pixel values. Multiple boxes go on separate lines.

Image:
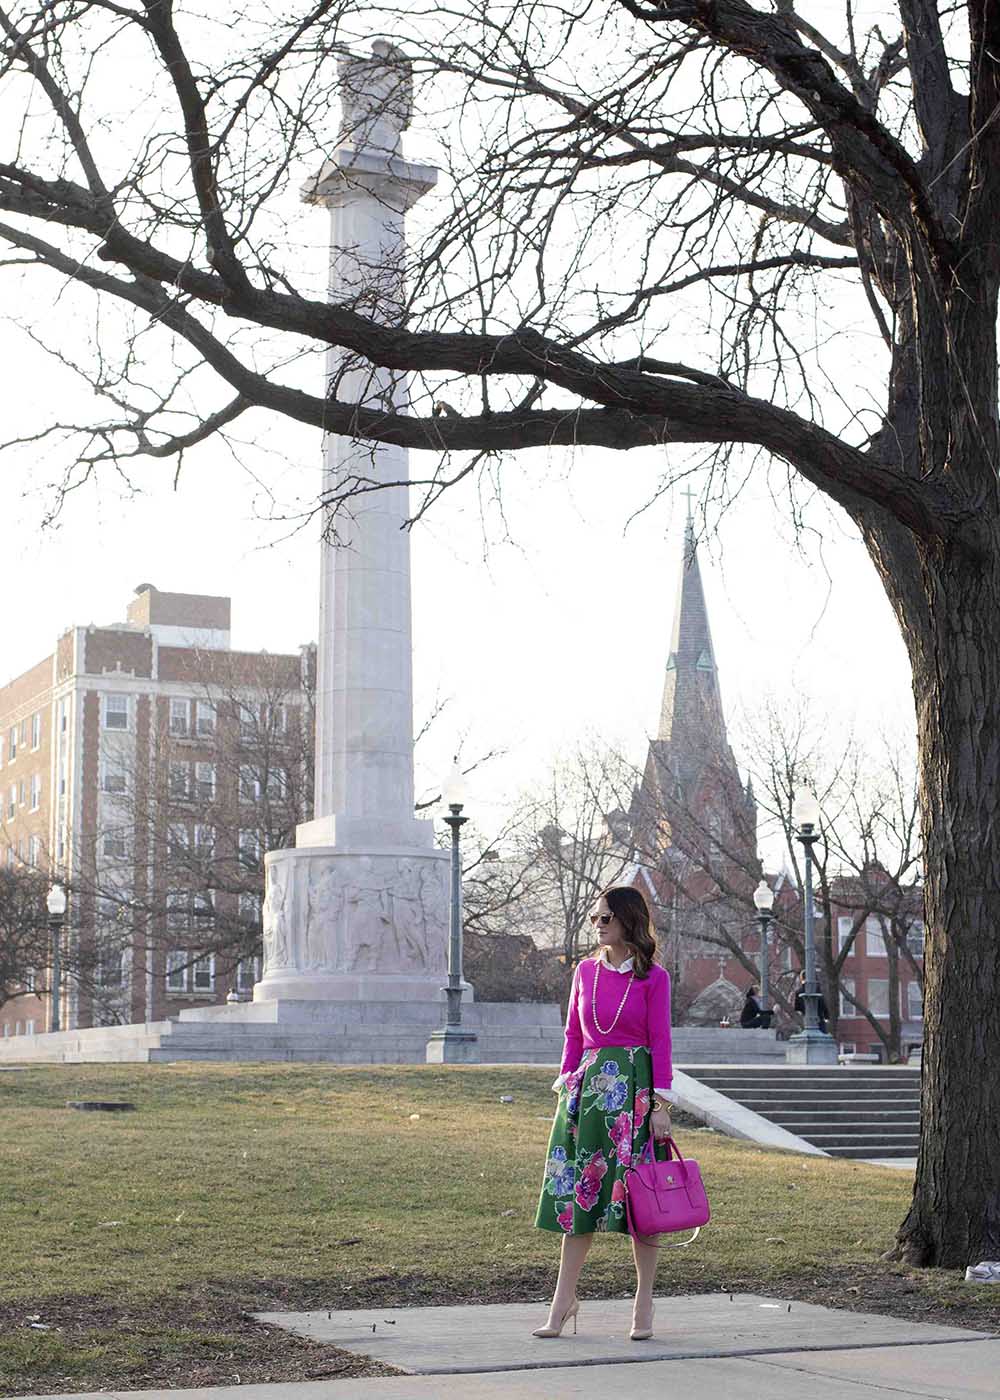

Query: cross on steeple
left=682, top=484, right=696, bottom=524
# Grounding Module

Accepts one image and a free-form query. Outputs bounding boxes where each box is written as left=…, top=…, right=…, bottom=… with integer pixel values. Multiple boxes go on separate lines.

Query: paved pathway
left=19, top=1295, right=999, bottom=1400
left=255, top=1293, right=988, bottom=1373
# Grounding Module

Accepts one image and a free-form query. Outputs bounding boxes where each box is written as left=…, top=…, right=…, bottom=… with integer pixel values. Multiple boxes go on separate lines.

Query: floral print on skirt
left=535, top=1045, right=653, bottom=1235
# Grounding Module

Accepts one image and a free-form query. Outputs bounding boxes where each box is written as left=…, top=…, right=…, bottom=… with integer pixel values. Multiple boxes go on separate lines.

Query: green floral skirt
left=535, top=1045, right=653, bottom=1235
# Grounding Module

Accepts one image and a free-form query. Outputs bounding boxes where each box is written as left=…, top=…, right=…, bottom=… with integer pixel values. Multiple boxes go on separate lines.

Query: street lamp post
left=752, top=879, right=774, bottom=1030
left=786, top=789, right=838, bottom=1064
left=426, top=762, right=479, bottom=1063
left=46, top=883, right=67, bottom=1034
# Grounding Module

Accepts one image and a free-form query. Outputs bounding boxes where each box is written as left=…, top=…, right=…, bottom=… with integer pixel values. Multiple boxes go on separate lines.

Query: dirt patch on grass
left=0, top=1292, right=399, bottom=1397
left=5, top=1260, right=994, bottom=1397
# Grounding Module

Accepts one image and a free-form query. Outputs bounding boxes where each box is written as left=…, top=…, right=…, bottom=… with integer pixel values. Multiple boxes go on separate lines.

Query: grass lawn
left=2, top=1062, right=997, bottom=1394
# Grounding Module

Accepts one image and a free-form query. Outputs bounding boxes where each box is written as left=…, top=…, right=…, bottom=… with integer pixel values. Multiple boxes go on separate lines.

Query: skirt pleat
left=534, top=1045, right=653, bottom=1235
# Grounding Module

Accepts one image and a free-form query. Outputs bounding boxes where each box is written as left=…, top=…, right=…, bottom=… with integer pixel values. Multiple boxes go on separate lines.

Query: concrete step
left=689, top=1075, right=913, bottom=1086
left=824, top=1144, right=919, bottom=1158
left=807, top=1133, right=920, bottom=1149
left=764, top=1109, right=920, bottom=1124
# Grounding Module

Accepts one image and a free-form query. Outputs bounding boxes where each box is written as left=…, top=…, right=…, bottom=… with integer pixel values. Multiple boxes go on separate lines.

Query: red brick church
left=627, top=509, right=765, bottom=1025
left=624, top=511, right=924, bottom=1056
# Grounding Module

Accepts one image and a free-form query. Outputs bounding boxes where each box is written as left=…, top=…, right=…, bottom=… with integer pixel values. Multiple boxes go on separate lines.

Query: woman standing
left=534, top=884, right=672, bottom=1341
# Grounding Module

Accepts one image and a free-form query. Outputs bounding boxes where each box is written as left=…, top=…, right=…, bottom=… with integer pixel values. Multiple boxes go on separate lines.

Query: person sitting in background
left=740, top=984, right=766, bottom=1028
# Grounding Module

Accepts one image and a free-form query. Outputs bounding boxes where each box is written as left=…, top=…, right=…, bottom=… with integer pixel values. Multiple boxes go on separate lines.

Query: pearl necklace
left=591, top=956, right=634, bottom=1035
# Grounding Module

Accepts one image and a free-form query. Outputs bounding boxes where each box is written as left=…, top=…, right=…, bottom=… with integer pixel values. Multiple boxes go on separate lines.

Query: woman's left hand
left=650, top=1107, right=672, bottom=1141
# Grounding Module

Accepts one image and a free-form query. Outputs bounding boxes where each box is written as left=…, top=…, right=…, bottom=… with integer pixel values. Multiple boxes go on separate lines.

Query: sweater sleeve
left=648, top=967, right=673, bottom=1091
left=559, top=963, right=584, bottom=1078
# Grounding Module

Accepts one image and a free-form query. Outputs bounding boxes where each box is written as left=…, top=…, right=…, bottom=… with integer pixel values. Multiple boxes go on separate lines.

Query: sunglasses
left=589, top=913, right=614, bottom=927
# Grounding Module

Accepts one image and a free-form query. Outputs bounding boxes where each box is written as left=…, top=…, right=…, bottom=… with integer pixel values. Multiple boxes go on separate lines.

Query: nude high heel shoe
left=629, top=1301, right=655, bottom=1341
left=531, top=1298, right=579, bottom=1338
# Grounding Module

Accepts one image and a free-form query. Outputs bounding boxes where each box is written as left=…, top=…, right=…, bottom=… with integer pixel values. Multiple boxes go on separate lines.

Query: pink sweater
left=559, top=957, right=673, bottom=1092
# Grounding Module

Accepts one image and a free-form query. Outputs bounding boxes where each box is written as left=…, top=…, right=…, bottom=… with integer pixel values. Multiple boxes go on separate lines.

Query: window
left=239, top=765, right=261, bottom=802
left=25, top=1019, right=35, bottom=1035
left=17, top=779, right=25, bottom=807
left=192, top=955, right=214, bottom=992
left=906, top=982, right=923, bottom=1020
left=103, top=829, right=128, bottom=860
left=168, top=762, right=190, bottom=800
left=865, top=916, right=889, bottom=957
left=837, top=916, right=862, bottom=953
left=7, top=783, right=15, bottom=820
left=239, top=701, right=258, bottom=738
left=866, top=978, right=895, bottom=1017
left=905, top=920, right=925, bottom=958
left=8, top=725, right=16, bottom=760
left=194, top=824, right=214, bottom=856
left=192, top=890, right=215, bottom=930
left=195, top=763, right=215, bottom=801
left=239, top=892, right=262, bottom=927
left=28, top=835, right=41, bottom=867
left=166, top=890, right=189, bottom=932
left=167, top=823, right=189, bottom=857
left=30, top=712, right=41, bottom=750
left=236, top=956, right=261, bottom=992
left=60, top=700, right=69, bottom=734
left=238, top=828, right=261, bottom=865
left=267, top=768, right=288, bottom=800
left=104, top=694, right=129, bottom=731
left=169, top=698, right=189, bottom=737
left=264, top=703, right=286, bottom=735
left=56, top=829, right=66, bottom=862
left=166, top=949, right=187, bottom=992
left=18, top=719, right=26, bottom=746
left=97, top=941, right=126, bottom=989
left=29, top=773, right=41, bottom=811
left=101, top=763, right=128, bottom=796
left=839, top=977, right=857, bottom=1018
left=23, top=966, right=36, bottom=992
left=196, top=701, right=215, bottom=737
left=166, top=950, right=214, bottom=993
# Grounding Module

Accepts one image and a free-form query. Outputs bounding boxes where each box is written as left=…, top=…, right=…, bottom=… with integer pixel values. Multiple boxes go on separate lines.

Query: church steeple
left=657, top=503, right=727, bottom=749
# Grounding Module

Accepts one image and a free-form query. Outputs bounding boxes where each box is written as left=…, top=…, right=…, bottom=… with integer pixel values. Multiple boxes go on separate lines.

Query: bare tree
left=0, top=863, right=49, bottom=1014
left=0, top=0, right=996, bottom=1264
left=741, top=706, right=924, bottom=1060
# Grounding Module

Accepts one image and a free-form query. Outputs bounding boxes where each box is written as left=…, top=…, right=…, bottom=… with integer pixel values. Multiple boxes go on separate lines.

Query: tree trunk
left=890, top=547, right=1000, bottom=1266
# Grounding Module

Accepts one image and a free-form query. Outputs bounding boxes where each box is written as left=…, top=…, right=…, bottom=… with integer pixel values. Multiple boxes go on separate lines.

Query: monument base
left=425, top=1025, right=480, bottom=1063
left=785, top=1029, right=839, bottom=1065
left=0, top=999, right=563, bottom=1065
left=261, top=843, right=450, bottom=1002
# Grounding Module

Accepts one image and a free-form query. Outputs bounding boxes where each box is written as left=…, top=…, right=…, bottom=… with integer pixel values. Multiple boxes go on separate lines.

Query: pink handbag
left=623, top=1135, right=710, bottom=1248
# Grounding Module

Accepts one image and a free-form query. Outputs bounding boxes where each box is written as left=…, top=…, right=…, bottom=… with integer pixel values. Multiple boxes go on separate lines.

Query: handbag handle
left=638, top=1134, right=690, bottom=1181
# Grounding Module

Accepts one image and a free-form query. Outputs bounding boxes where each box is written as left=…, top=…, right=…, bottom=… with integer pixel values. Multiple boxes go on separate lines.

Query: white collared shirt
left=599, top=950, right=634, bottom=974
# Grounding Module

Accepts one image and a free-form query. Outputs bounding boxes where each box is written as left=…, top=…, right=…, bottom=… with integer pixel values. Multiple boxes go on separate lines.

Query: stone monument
left=254, top=41, right=451, bottom=1005
left=0, top=44, right=564, bottom=1065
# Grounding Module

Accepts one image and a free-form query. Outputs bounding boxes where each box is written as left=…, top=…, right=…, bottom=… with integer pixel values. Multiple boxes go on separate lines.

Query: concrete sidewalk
left=18, top=1294, right=998, bottom=1400
left=255, top=1293, right=990, bottom=1373
left=22, top=1342, right=1000, bottom=1400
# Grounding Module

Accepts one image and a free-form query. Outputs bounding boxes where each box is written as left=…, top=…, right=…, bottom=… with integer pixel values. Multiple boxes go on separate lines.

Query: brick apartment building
left=0, top=585, right=312, bottom=1038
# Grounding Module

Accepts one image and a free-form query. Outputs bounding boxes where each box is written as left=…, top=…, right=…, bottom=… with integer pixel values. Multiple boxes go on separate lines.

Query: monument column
left=255, top=42, right=451, bottom=1004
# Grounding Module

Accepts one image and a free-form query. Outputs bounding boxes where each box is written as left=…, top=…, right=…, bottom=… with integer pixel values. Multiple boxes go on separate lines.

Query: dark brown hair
left=593, top=884, right=658, bottom=978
